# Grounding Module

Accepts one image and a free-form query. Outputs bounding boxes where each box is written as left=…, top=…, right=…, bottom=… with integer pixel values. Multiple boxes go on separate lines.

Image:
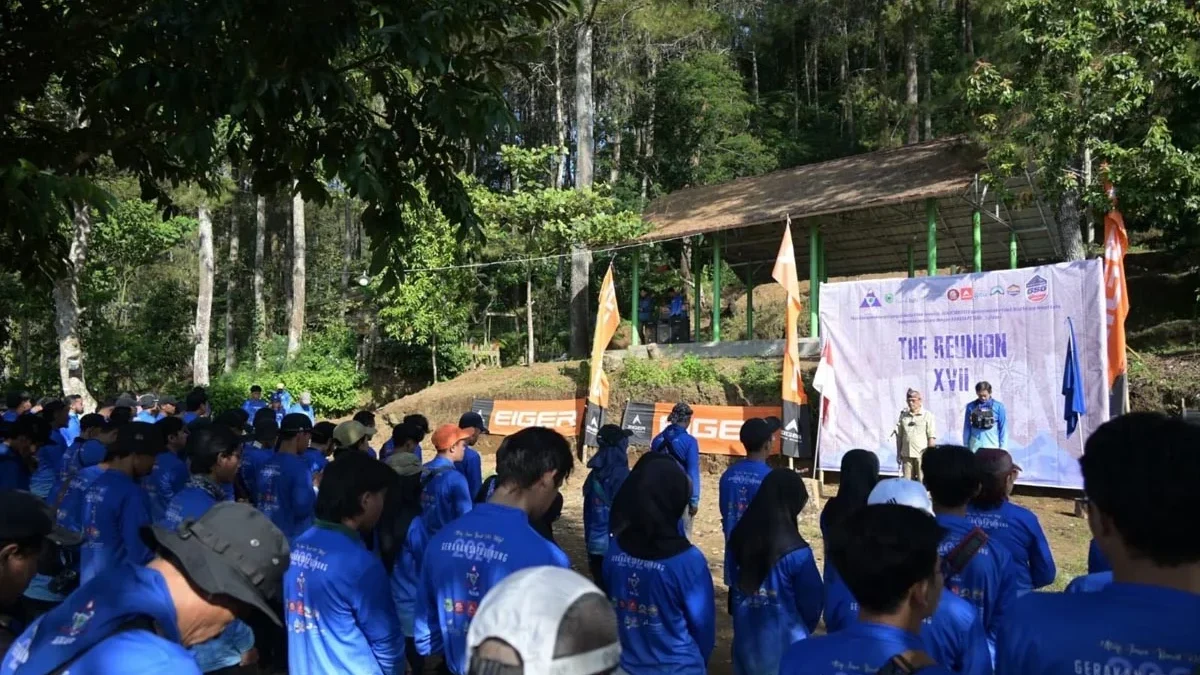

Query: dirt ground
left=469, top=447, right=1091, bottom=675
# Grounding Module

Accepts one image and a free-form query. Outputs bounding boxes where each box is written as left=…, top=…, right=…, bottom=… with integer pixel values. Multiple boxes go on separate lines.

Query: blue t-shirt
left=454, top=447, right=483, bottom=500
left=134, top=411, right=161, bottom=424
left=825, top=574, right=993, bottom=675
left=240, top=444, right=272, bottom=499
left=650, top=425, right=701, bottom=508
left=241, top=398, right=268, bottom=418
left=996, top=583, right=1200, bottom=675
left=56, top=439, right=85, bottom=492
left=936, top=513, right=1016, bottom=642
left=302, top=448, right=328, bottom=478
left=730, top=547, right=823, bottom=675
left=287, top=403, right=316, bottom=423
left=30, top=443, right=65, bottom=500
left=1, top=565, right=199, bottom=675
left=420, top=456, right=474, bottom=537
left=254, top=452, right=315, bottom=540
left=416, top=503, right=570, bottom=674
left=966, top=501, right=1056, bottom=592
left=1087, top=539, right=1110, bottom=573
left=285, top=521, right=403, bottom=675
left=63, top=413, right=81, bottom=447
left=160, top=483, right=234, bottom=530
left=582, top=470, right=627, bottom=557
left=57, top=465, right=106, bottom=533
left=1064, top=571, right=1113, bottom=594
left=389, top=517, right=429, bottom=638
left=780, top=621, right=955, bottom=675
left=962, top=400, right=1007, bottom=450
left=603, top=540, right=715, bottom=675
left=0, top=444, right=30, bottom=491
left=718, top=458, right=771, bottom=585
left=143, top=451, right=189, bottom=524
left=79, top=469, right=154, bottom=584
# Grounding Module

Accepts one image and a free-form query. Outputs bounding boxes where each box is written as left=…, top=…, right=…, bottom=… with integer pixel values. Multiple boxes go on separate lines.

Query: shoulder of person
left=92, top=628, right=202, bottom=674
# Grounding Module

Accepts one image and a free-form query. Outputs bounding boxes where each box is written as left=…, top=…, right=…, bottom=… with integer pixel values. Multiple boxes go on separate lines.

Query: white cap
left=467, top=566, right=622, bottom=675
left=867, top=478, right=934, bottom=516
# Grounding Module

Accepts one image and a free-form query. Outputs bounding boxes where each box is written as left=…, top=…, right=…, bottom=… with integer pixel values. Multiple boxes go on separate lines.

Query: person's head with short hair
left=390, top=422, right=423, bottom=456
left=921, top=444, right=980, bottom=511
left=185, top=387, right=209, bottom=415
left=974, top=381, right=992, bottom=403
left=403, top=414, right=430, bottom=437
left=332, top=420, right=374, bottom=455
left=828, top=503, right=945, bottom=631
left=906, top=388, right=923, bottom=413
left=353, top=410, right=377, bottom=431
left=137, top=394, right=159, bottom=414
left=467, top=566, right=621, bottom=675
left=187, top=425, right=242, bottom=484
left=0, top=491, right=81, bottom=606
left=40, top=399, right=68, bottom=430
left=5, top=391, right=31, bottom=416
left=310, top=421, right=336, bottom=452
left=108, top=422, right=164, bottom=479
left=253, top=417, right=278, bottom=447
left=158, top=395, right=179, bottom=417
left=249, top=385, right=263, bottom=400
left=252, top=406, right=276, bottom=425
left=971, top=448, right=1021, bottom=510
left=1082, top=412, right=1200, bottom=578
left=80, top=413, right=117, bottom=445
left=667, top=402, right=693, bottom=428
left=315, top=452, right=392, bottom=532
left=6, top=415, right=49, bottom=461
left=277, top=413, right=313, bottom=454
left=157, top=416, right=189, bottom=454
left=431, top=424, right=473, bottom=463
left=66, top=395, right=84, bottom=415
left=457, top=411, right=488, bottom=446
left=215, top=408, right=249, bottom=437
left=492, top=427, right=574, bottom=521
left=739, top=416, right=781, bottom=457
left=268, top=392, right=283, bottom=410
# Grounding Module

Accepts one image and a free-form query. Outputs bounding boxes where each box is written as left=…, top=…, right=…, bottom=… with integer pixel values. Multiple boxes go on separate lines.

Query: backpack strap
left=47, top=616, right=159, bottom=675
left=876, top=650, right=938, bottom=675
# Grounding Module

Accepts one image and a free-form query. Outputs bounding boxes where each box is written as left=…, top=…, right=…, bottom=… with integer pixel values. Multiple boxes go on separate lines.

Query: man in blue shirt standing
left=182, top=387, right=209, bottom=425
left=285, top=450, right=401, bottom=675
left=0, top=415, right=43, bottom=491
left=650, top=402, right=701, bottom=536
left=62, top=395, right=84, bottom=447
left=962, top=382, right=1006, bottom=451
left=134, top=394, right=161, bottom=424
left=3, top=502, right=290, bottom=675
left=967, top=448, right=1056, bottom=594
left=416, top=426, right=573, bottom=674
left=255, top=413, right=316, bottom=540
left=719, top=417, right=779, bottom=597
left=288, top=391, right=316, bottom=423
left=2, top=391, right=31, bottom=423
left=241, top=417, right=277, bottom=500
left=780, top=503, right=953, bottom=675
left=456, top=412, right=487, bottom=498
left=996, top=413, right=1200, bottom=675
left=144, top=416, right=190, bottom=523
left=420, top=424, right=475, bottom=537
left=242, top=384, right=268, bottom=418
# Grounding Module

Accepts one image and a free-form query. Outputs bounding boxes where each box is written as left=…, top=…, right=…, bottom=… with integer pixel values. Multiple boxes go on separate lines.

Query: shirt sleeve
left=468, top=452, right=483, bottom=498
left=927, top=411, right=937, bottom=441
left=414, top=544, right=443, bottom=656
left=1021, top=511, right=1057, bottom=589
left=686, top=436, right=701, bottom=508
left=790, top=551, right=825, bottom=634
left=680, top=551, right=716, bottom=664
left=960, top=613, right=995, bottom=675
left=353, top=559, right=404, bottom=673
left=123, top=488, right=155, bottom=566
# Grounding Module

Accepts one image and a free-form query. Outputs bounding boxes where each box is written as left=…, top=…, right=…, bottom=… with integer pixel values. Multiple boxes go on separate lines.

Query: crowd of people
left=0, top=385, right=1196, bottom=675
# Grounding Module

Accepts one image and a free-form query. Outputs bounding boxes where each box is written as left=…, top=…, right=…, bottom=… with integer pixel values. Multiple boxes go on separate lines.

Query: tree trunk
left=223, top=192, right=240, bottom=374
left=526, top=265, right=535, bottom=367
left=877, top=0, right=889, bottom=144
left=751, top=47, right=760, bottom=107
left=569, top=245, right=592, bottom=357
left=640, top=53, right=658, bottom=204
left=253, top=195, right=267, bottom=369
left=431, top=333, right=439, bottom=383
left=287, top=189, right=306, bottom=358
left=341, top=200, right=352, bottom=309
left=610, top=123, right=622, bottom=185
left=193, top=205, right=215, bottom=386
left=554, top=31, right=568, bottom=189
left=575, top=20, right=595, bottom=190
left=52, top=204, right=97, bottom=410
left=840, top=17, right=851, bottom=138
left=961, top=0, right=974, bottom=57
left=1054, top=183, right=1087, bottom=261
left=905, top=17, right=920, bottom=145
left=922, top=44, right=932, bottom=140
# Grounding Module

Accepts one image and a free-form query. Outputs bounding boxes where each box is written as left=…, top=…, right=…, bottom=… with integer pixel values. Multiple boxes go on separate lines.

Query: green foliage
left=734, top=360, right=782, bottom=401
left=669, top=354, right=720, bottom=385
left=620, top=358, right=671, bottom=388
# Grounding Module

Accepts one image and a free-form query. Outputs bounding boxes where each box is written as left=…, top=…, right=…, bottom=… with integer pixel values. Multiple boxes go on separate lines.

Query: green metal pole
left=630, top=252, right=641, bottom=346
left=818, top=233, right=827, bottom=283
left=809, top=222, right=820, bottom=338
left=926, top=198, right=938, bottom=277
left=907, top=243, right=915, bottom=278
left=712, top=233, right=722, bottom=343
left=972, top=209, right=983, bottom=273
left=1010, top=230, right=1018, bottom=269
left=693, top=237, right=702, bottom=342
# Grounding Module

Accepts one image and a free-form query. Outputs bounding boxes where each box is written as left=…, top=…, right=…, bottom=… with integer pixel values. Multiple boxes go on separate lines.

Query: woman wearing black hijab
left=728, top=469, right=823, bottom=675
left=603, top=453, right=715, bottom=675
left=819, top=449, right=880, bottom=538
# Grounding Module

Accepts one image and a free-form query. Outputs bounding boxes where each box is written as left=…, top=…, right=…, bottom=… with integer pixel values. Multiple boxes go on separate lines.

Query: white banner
left=816, top=261, right=1109, bottom=489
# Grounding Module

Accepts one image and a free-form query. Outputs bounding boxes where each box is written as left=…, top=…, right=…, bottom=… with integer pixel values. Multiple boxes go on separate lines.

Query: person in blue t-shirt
left=922, top=445, right=1017, bottom=649
left=0, top=415, right=42, bottom=491
left=62, top=395, right=84, bottom=447
left=719, top=417, right=779, bottom=595
left=419, top=424, right=475, bottom=537
left=3, top=391, right=32, bottom=423
left=455, top=412, right=487, bottom=497
left=255, top=413, right=315, bottom=540
left=650, top=402, right=701, bottom=536
left=287, top=391, right=316, bottom=423
left=961, top=382, right=1006, bottom=451
left=381, top=420, right=424, bottom=462
left=55, top=414, right=116, bottom=502
left=604, top=452, right=714, bottom=675
left=241, top=416, right=277, bottom=501
left=996, top=413, right=1200, bottom=675
left=1086, top=537, right=1110, bottom=573
left=25, top=412, right=62, bottom=500
left=182, top=387, right=210, bottom=425
left=43, top=399, right=71, bottom=452
left=1063, top=571, right=1112, bottom=594
left=404, top=414, right=431, bottom=461
left=966, top=448, right=1055, bottom=594
left=305, top=420, right=336, bottom=486
left=351, top=410, right=380, bottom=458
left=728, top=469, right=822, bottom=675
left=583, top=424, right=632, bottom=590
left=780, top=503, right=953, bottom=675
left=79, top=422, right=160, bottom=584
left=3, top=502, right=289, bottom=675
left=638, top=288, right=656, bottom=343
left=134, top=394, right=162, bottom=424
left=267, top=393, right=286, bottom=427
left=144, top=416, right=190, bottom=524
left=668, top=288, right=687, bottom=318
left=378, top=452, right=428, bottom=674
left=0, top=491, right=83, bottom=647
left=242, top=384, right=268, bottom=418
left=285, top=451, right=401, bottom=675
left=416, top=426, right=573, bottom=675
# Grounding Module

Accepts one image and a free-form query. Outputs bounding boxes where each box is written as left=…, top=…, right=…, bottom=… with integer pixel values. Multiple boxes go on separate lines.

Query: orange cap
left=431, top=424, right=474, bottom=451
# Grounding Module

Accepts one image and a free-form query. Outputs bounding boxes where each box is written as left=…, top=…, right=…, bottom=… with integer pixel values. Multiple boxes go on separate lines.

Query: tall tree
left=223, top=187, right=240, bottom=373
left=287, top=190, right=306, bottom=358
left=904, top=14, right=920, bottom=144
left=193, top=205, right=214, bottom=386
left=253, top=195, right=267, bottom=369
left=52, top=204, right=97, bottom=410
left=570, top=2, right=599, bottom=357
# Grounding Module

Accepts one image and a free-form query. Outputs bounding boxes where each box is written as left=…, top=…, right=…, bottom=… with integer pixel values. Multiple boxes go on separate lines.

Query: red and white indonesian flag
left=813, top=339, right=835, bottom=426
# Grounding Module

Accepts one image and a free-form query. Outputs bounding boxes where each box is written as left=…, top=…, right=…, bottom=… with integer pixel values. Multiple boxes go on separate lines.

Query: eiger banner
left=468, top=399, right=586, bottom=438
left=621, top=402, right=783, bottom=456
left=773, top=219, right=814, bottom=459
left=584, top=265, right=621, bottom=446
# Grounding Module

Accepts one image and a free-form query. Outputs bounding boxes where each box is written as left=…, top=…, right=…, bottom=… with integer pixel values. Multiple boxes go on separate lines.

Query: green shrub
left=735, top=360, right=782, bottom=401
left=620, top=358, right=670, bottom=388
left=669, top=354, right=719, bottom=385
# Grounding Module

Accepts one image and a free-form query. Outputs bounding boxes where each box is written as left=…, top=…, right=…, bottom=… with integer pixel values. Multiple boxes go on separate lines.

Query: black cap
left=739, top=416, right=782, bottom=450
left=158, top=395, right=178, bottom=408
left=458, top=411, right=489, bottom=434
left=0, top=490, right=83, bottom=546
left=279, top=413, right=313, bottom=434
left=137, top=394, right=158, bottom=409
left=116, top=421, right=165, bottom=456
left=79, top=413, right=111, bottom=433
left=142, top=502, right=289, bottom=626
left=214, top=409, right=246, bottom=430
left=114, top=395, right=138, bottom=410
left=310, top=421, right=336, bottom=445
left=390, top=422, right=423, bottom=444
left=253, top=417, right=278, bottom=444
left=597, top=424, right=633, bottom=447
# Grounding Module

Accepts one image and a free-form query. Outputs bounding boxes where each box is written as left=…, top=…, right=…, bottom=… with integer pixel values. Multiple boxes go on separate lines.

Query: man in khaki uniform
left=896, top=388, right=936, bottom=480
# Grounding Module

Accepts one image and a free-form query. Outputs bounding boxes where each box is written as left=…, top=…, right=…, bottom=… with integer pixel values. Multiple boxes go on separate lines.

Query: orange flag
left=773, top=218, right=811, bottom=457
left=584, top=264, right=620, bottom=444
left=1103, top=182, right=1129, bottom=414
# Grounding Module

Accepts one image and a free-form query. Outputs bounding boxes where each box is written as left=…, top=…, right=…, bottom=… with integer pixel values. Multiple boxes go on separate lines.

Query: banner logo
left=473, top=399, right=585, bottom=438
left=1026, top=275, right=1048, bottom=303
left=493, top=409, right=577, bottom=430
left=947, top=289, right=960, bottom=301
left=990, top=286, right=1005, bottom=296
left=1007, top=284, right=1021, bottom=297
left=960, top=287, right=975, bottom=301
left=859, top=291, right=883, bottom=309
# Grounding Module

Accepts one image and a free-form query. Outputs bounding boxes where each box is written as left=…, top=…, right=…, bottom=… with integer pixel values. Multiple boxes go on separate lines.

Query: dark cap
left=280, top=413, right=313, bottom=434
left=79, top=413, right=111, bottom=433
left=976, top=447, right=1021, bottom=474
left=142, top=502, right=289, bottom=626
left=458, top=411, right=489, bottom=433
left=0, top=490, right=83, bottom=546
left=116, top=421, right=164, bottom=456
left=310, top=421, right=336, bottom=445
left=114, top=395, right=138, bottom=410
left=214, top=409, right=246, bottom=430
left=667, top=402, right=694, bottom=424
left=391, top=422, right=423, bottom=445
left=158, top=395, right=178, bottom=408
left=253, top=417, right=279, bottom=444
left=597, top=424, right=633, bottom=447
left=137, top=394, right=158, bottom=409
left=740, top=416, right=782, bottom=450
left=268, top=392, right=283, bottom=404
